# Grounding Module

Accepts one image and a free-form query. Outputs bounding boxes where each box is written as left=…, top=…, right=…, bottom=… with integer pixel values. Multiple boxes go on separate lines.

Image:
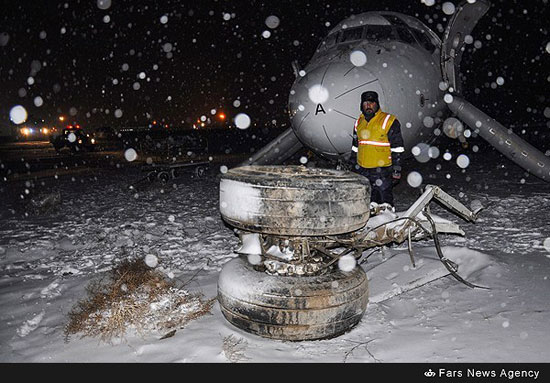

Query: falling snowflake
left=9, top=105, right=27, bottom=124
left=407, top=171, right=423, bottom=188
left=234, top=113, right=251, bottom=129
left=308, top=84, right=329, bottom=104
left=350, top=50, right=367, bottom=67
left=145, top=254, right=158, bottom=268
left=97, top=0, right=111, bottom=10
left=247, top=254, right=262, bottom=265
left=338, top=254, right=356, bottom=272
left=456, top=154, right=470, bottom=169
left=265, top=15, right=280, bottom=29
left=124, top=148, right=138, bottom=162
left=442, top=2, right=456, bottom=15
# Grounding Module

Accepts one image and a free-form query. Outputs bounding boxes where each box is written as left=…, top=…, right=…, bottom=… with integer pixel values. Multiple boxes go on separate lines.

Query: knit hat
left=360, top=91, right=379, bottom=111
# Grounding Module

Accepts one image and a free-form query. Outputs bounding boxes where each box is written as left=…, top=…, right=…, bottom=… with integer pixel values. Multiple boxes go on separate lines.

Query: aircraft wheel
left=146, top=171, right=157, bottom=182
left=195, top=166, right=206, bottom=178
left=219, top=165, right=370, bottom=236
left=158, top=171, right=170, bottom=183
left=217, top=256, right=369, bottom=341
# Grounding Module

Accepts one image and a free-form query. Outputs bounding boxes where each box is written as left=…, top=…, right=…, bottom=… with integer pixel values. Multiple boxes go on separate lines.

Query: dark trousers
left=356, top=166, right=394, bottom=206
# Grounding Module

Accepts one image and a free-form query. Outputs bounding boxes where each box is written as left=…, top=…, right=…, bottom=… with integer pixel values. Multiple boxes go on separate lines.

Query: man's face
left=362, top=100, right=378, bottom=114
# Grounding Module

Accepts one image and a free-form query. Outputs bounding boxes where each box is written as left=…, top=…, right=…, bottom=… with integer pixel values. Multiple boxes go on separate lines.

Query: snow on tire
left=218, top=256, right=369, bottom=341
left=219, top=165, right=370, bottom=236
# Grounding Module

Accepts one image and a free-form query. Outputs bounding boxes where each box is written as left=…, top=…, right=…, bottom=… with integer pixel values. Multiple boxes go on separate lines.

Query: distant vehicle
left=17, top=125, right=55, bottom=141
left=91, top=126, right=122, bottom=150
left=50, top=125, right=95, bottom=153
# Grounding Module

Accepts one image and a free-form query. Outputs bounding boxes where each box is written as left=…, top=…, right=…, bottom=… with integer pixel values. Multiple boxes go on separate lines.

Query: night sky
left=0, top=0, right=548, bottom=133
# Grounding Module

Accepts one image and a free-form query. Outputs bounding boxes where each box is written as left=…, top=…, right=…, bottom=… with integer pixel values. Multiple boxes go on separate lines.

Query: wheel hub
left=238, top=232, right=357, bottom=277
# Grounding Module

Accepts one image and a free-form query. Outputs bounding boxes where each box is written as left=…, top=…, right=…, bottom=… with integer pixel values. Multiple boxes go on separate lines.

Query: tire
left=158, top=171, right=170, bottom=183
left=218, top=256, right=369, bottom=341
left=195, top=166, right=206, bottom=178
left=219, top=165, right=370, bottom=236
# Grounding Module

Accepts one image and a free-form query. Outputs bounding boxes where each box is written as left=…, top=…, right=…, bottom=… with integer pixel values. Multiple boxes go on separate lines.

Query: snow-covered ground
left=1, top=144, right=550, bottom=363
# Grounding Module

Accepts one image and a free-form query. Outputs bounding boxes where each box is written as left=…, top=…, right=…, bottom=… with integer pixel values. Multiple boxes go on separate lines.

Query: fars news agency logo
left=425, top=369, right=437, bottom=378
left=422, top=367, right=541, bottom=380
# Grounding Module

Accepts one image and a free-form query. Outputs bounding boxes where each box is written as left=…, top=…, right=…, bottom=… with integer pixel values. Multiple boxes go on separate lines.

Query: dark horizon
left=0, top=0, right=548, bottom=133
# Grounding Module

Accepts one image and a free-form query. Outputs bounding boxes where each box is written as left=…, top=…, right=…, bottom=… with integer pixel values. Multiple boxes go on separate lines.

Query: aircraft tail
left=448, top=95, right=550, bottom=182
left=239, top=127, right=304, bottom=166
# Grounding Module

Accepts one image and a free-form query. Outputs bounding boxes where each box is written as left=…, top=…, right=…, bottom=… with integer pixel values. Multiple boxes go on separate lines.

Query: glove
left=392, top=167, right=401, bottom=185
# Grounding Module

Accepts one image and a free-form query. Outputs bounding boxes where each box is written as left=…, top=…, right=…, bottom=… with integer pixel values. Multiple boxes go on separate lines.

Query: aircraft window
left=317, top=32, right=338, bottom=52
left=410, top=28, right=437, bottom=53
left=341, top=27, right=364, bottom=42
left=395, top=26, right=418, bottom=45
left=364, top=25, right=397, bottom=42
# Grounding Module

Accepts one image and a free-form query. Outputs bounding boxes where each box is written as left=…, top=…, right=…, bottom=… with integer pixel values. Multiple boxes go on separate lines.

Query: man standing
left=349, top=91, right=405, bottom=213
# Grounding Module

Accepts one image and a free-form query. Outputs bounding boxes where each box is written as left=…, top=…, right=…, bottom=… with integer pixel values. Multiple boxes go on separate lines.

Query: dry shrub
left=222, top=335, right=250, bottom=363
left=64, top=258, right=215, bottom=343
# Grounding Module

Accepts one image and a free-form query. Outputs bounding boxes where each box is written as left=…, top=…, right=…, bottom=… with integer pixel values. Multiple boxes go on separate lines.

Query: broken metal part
left=407, top=228, right=416, bottom=268
left=233, top=184, right=487, bottom=284
left=424, top=211, right=489, bottom=290
left=236, top=232, right=262, bottom=255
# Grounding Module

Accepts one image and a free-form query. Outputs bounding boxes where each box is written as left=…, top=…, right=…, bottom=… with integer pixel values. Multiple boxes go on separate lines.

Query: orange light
left=59, top=116, right=65, bottom=122
left=218, top=113, right=226, bottom=120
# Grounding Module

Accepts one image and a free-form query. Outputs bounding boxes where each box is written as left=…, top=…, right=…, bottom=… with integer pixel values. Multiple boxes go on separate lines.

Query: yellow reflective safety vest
left=354, top=110, right=397, bottom=168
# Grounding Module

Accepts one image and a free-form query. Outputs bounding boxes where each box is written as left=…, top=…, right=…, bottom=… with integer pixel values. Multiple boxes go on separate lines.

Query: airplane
left=241, top=0, right=550, bottom=182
